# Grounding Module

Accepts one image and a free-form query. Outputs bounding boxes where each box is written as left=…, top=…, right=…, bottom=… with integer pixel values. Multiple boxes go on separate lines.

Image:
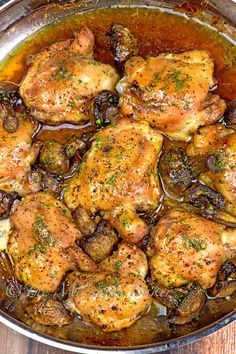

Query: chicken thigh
left=187, top=123, right=236, bottom=215
left=20, top=28, right=119, bottom=125
left=8, top=192, right=96, bottom=292
left=64, top=118, right=163, bottom=243
left=118, top=50, right=226, bottom=141
left=66, top=231, right=151, bottom=332
left=148, top=208, right=236, bottom=289
left=67, top=271, right=151, bottom=332
left=99, top=242, right=148, bottom=278
left=0, top=109, right=40, bottom=196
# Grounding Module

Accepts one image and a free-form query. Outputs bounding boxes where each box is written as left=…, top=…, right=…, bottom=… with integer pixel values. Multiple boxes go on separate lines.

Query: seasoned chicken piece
left=148, top=209, right=236, bottom=289
left=20, top=28, right=119, bottom=125
left=0, top=109, right=40, bottom=196
left=187, top=124, right=236, bottom=215
left=64, top=118, right=163, bottom=243
left=118, top=50, right=226, bottom=141
left=66, top=271, right=152, bottom=332
left=99, top=242, right=148, bottom=278
left=8, top=192, right=97, bottom=292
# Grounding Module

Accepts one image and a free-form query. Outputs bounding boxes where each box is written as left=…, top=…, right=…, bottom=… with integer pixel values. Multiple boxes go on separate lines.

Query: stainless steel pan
left=0, top=0, right=235, bottom=352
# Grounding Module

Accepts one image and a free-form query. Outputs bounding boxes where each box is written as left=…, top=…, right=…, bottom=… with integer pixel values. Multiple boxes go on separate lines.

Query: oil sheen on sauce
left=0, top=7, right=235, bottom=101
left=0, top=6, right=236, bottom=346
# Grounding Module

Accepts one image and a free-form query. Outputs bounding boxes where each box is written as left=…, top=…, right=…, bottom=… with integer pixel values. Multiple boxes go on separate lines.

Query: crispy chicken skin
left=148, top=209, right=236, bottom=289
left=64, top=118, right=163, bottom=243
left=0, top=113, right=40, bottom=196
left=99, top=242, right=148, bottom=278
left=118, top=50, right=226, bottom=141
left=66, top=226, right=151, bottom=331
left=187, top=124, right=236, bottom=215
left=20, top=28, right=119, bottom=125
left=66, top=271, right=152, bottom=332
left=8, top=192, right=96, bottom=292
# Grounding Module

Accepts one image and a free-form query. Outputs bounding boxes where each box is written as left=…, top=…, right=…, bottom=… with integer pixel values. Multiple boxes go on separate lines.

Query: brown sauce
left=0, top=6, right=235, bottom=347
left=1, top=7, right=235, bottom=142
left=0, top=7, right=235, bottom=100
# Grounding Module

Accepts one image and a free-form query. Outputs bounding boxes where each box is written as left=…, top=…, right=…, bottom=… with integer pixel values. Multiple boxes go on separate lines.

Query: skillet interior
left=0, top=0, right=235, bottom=352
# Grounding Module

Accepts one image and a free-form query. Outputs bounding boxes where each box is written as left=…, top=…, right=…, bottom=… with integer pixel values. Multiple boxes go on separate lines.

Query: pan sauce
left=0, top=5, right=236, bottom=346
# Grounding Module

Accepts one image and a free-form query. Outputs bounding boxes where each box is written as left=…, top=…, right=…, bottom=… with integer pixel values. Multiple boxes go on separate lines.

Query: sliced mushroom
left=32, top=167, right=62, bottom=196
left=39, top=140, right=70, bottom=175
left=81, top=220, right=118, bottom=262
left=0, top=104, right=19, bottom=133
left=65, top=136, right=87, bottom=158
left=217, top=260, right=236, bottom=282
left=168, top=283, right=206, bottom=325
left=184, top=183, right=225, bottom=212
left=184, top=183, right=236, bottom=226
left=109, top=23, right=138, bottom=73
left=93, top=90, right=120, bottom=128
left=0, top=81, right=25, bottom=115
left=21, top=293, right=73, bottom=326
left=159, top=145, right=192, bottom=198
left=148, top=279, right=185, bottom=309
left=209, top=261, right=236, bottom=297
left=0, top=81, right=19, bottom=104
left=207, top=154, right=222, bottom=173
left=61, top=156, right=81, bottom=180
left=210, top=280, right=236, bottom=298
left=224, top=100, right=236, bottom=129
left=73, top=206, right=97, bottom=238
left=0, top=190, right=19, bottom=219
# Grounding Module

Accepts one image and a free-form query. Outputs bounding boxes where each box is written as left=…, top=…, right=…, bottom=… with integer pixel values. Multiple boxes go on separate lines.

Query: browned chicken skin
left=8, top=192, right=97, bottom=292
left=148, top=208, right=236, bottom=289
left=66, top=241, right=151, bottom=331
left=99, top=242, right=148, bottom=278
left=20, top=28, right=119, bottom=125
left=0, top=112, right=41, bottom=196
left=187, top=123, right=236, bottom=215
left=1, top=21, right=234, bottom=335
left=67, top=263, right=151, bottom=332
left=118, top=50, right=226, bottom=141
left=64, top=118, right=163, bottom=243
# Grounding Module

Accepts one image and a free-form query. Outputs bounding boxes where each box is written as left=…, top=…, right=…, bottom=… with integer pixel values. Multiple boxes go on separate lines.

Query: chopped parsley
left=171, top=69, right=190, bottom=92
left=107, top=175, right=116, bottom=185
left=52, top=66, right=72, bottom=80
left=182, top=233, right=207, bottom=252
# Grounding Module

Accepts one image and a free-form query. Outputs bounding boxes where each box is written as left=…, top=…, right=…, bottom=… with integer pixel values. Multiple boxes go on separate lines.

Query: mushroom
left=184, top=183, right=225, bottom=213
left=0, top=190, right=19, bottom=219
left=0, top=104, right=19, bottom=133
left=159, top=145, right=192, bottom=198
left=168, top=283, right=206, bottom=325
left=39, top=140, right=70, bottom=175
left=92, top=90, right=120, bottom=128
left=81, top=220, right=118, bottom=262
left=109, top=23, right=138, bottom=73
left=32, top=167, right=62, bottom=196
left=209, top=261, right=236, bottom=298
left=224, top=100, right=236, bottom=129
left=65, top=136, right=87, bottom=158
left=0, top=81, right=19, bottom=105
left=73, top=206, right=97, bottom=238
left=21, top=293, right=73, bottom=326
left=184, top=183, right=236, bottom=226
left=148, top=279, right=185, bottom=309
left=0, top=81, right=25, bottom=115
